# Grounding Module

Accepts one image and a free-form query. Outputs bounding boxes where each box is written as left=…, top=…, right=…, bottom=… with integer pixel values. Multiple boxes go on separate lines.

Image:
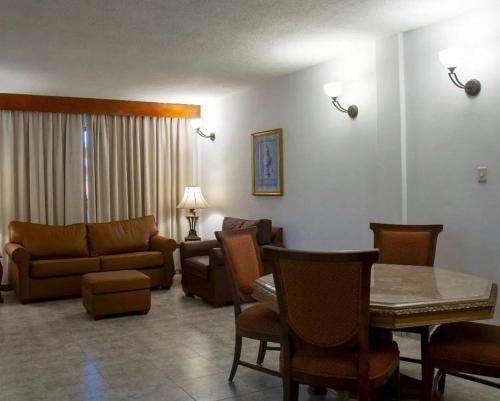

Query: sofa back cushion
left=222, top=217, right=272, bottom=245
left=87, top=215, right=158, bottom=256
left=9, top=221, right=89, bottom=260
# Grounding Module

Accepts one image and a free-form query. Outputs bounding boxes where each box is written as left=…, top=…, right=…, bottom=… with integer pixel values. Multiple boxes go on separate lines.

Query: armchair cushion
left=87, top=215, right=158, bottom=256
left=183, top=256, right=209, bottom=279
left=9, top=221, right=89, bottom=260
left=222, top=217, right=272, bottom=245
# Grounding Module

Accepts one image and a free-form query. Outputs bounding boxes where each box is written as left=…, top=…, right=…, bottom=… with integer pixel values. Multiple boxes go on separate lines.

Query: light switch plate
left=477, top=166, right=488, bottom=183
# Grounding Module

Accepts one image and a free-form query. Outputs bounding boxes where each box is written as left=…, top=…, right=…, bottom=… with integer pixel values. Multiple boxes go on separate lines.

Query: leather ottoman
left=82, top=270, right=151, bottom=319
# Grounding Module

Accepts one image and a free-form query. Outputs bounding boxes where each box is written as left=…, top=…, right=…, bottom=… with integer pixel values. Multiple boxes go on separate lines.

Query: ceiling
left=0, top=0, right=496, bottom=103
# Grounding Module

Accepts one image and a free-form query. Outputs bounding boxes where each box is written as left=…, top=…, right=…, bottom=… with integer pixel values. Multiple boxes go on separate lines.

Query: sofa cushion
left=9, top=221, right=89, bottom=260
left=87, top=216, right=158, bottom=256
left=100, top=251, right=163, bottom=272
left=183, top=256, right=209, bottom=279
left=82, top=270, right=150, bottom=294
left=31, top=257, right=100, bottom=278
left=222, top=217, right=272, bottom=245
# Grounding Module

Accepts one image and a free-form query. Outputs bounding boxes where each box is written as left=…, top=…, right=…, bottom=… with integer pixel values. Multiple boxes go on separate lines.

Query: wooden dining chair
left=264, top=246, right=400, bottom=401
left=370, top=222, right=443, bottom=377
left=423, top=320, right=500, bottom=401
left=215, top=228, right=281, bottom=381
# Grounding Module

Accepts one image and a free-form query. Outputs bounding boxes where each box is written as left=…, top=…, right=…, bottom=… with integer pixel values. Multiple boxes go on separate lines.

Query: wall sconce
left=439, top=48, right=481, bottom=96
left=323, top=82, right=358, bottom=119
left=191, top=118, right=215, bottom=141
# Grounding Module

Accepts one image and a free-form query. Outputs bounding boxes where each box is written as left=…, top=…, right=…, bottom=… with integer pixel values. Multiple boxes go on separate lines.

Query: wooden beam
left=0, top=93, right=200, bottom=119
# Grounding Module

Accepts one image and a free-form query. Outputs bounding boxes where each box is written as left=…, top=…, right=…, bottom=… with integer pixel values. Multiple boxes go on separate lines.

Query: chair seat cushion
left=291, top=340, right=399, bottom=385
left=428, top=322, right=500, bottom=367
left=236, top=303, right=281, bottom=341
left=82, top=270, right=150, bottom=294
left=31, top=257, right=100, bottom=278
left=183, top=256, right=209, bottom=279
left=100, top=251, right=163, bottom=272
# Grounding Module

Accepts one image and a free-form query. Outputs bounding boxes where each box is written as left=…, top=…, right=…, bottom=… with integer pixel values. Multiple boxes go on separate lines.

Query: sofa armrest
left=209, top=248, right=225, bottom=266
left=4, top=242, right=31, bottom=301
left=150, top=235, right=177, bottom=255
left=180, top=239, right=219, bottom=260
left=5, top=242, right=30, bottom=264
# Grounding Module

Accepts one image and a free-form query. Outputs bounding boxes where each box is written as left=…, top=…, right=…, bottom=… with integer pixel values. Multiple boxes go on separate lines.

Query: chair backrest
left=216, top=227, right=264, bottom=305
left=370, top=223, right=443, bottom=266
left=264, top=246, right=378, bottom=350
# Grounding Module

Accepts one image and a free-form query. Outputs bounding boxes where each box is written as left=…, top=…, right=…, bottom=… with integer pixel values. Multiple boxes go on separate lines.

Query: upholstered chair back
left=216, top=227, right=263, bottom=304
left=264, top=246, right=378, bottom=349
left=370, top=223, right=443, bottom=266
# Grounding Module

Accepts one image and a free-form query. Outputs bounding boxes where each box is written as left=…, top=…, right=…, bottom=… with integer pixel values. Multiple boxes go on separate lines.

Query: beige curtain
left=86, top=115, right=192, bottom=241
left=0, top=110, right=86, bottom=274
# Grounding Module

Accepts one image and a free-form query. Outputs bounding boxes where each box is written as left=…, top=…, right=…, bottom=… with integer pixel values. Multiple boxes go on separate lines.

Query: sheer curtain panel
left=0, top=110, right=86, bottom=255
left=86, top=115, right=192, bottom=241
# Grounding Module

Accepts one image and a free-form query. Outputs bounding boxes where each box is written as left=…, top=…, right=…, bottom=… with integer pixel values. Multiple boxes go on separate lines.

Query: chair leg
left=437, top=370, right=446, bottom=395
left=390, top=365, right=400, bottom=401
left=283, top=376, right=299, bottom=401
left=422, top=361, right=434, bottom=401
left=420, top=327, right=430, bottom=380
left=257, top=340, right=267, bottom=365
left=229, top=335, right=242, bottom=382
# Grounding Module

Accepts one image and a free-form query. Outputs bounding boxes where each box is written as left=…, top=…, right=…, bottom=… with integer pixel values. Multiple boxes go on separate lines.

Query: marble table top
left=252, top=264, right=498, bottom=329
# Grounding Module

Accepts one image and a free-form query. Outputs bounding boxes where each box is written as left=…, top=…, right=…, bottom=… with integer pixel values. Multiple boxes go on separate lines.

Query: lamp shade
left=439, top=48, right=464, bottom=69
left=176, top=186, right=209, bottom=210
left=190, top=118, right=202, bottom=129
left=323, top=82, right=343, bottom=98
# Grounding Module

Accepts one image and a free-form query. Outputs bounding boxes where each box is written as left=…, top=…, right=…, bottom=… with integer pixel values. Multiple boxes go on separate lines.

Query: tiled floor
left=0, top=276, right=498, bottom=401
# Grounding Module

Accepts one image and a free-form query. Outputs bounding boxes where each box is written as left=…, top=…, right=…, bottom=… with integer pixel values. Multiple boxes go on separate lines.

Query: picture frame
left=251, top=128, right=283, bottom=196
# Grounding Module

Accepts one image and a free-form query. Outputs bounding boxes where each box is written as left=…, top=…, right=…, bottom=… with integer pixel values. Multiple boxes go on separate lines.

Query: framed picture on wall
left=251, top=128, right=283, bottom=196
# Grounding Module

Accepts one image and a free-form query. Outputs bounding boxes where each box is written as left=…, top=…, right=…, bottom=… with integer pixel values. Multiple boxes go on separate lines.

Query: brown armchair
left=180, top=217, right=284, bottom=307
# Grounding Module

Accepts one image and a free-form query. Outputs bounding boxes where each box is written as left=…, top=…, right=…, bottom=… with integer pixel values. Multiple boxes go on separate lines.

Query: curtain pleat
left=86, top=115, right=192, bottom=242
left=0, top=110, right=86, bottom=280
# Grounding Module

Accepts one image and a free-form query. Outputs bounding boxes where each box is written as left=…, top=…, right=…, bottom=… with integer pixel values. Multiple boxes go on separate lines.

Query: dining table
left=251, top=263, right=498, bottom=400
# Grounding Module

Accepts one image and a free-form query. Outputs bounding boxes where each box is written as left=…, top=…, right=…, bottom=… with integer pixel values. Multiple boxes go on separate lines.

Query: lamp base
left=184, top=232, right=201, bottom=242
left=185, top=213, right=201, bottom=242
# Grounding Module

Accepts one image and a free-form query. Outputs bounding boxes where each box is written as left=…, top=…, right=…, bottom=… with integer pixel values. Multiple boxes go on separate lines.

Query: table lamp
left=176, top=186, right=209, bottom=241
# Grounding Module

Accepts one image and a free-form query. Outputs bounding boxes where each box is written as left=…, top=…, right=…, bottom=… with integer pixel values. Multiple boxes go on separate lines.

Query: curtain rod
left=0, top=93, right=200, bottom=119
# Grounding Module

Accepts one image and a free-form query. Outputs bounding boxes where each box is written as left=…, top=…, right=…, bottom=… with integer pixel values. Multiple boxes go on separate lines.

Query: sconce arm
left=331, top=97, right=349, bottom=113
left=447, top=68, right=466, bottom=89
left=196, top=128, right=216, bottom=141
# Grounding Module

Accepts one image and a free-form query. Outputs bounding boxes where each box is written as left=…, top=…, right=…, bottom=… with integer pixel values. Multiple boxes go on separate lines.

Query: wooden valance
left=0, top=93, right=200, bottom=119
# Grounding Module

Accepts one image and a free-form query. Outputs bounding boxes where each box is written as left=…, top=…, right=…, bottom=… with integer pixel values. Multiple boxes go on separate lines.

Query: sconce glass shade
left=190, top=118, right=202, bottom=129
left=439, top=48, right=465, bottom=69
left=176, top=186, right=209, bottom=210
left=323, top=82, right=343, bottom=98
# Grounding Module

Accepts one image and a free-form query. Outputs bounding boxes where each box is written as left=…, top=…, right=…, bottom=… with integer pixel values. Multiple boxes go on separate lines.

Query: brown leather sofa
left=4, top=215, right=177, bottom=303
left=180, top=217, right=283, bottom=307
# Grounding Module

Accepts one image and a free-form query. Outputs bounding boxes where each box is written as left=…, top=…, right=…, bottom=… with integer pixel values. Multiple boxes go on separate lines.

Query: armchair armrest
left=4, top=242, right=30, bottom=264
left=180, top=239, right=219, bottom=260
left=209, top=248, right=225, bottom=266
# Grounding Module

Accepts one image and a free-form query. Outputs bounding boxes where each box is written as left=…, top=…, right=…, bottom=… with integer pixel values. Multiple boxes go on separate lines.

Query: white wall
left=197, top=6, right=500, bottom=319
left=403, top=7, right=500, bottom=287
left=198, top=42, right=392, bottom=250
